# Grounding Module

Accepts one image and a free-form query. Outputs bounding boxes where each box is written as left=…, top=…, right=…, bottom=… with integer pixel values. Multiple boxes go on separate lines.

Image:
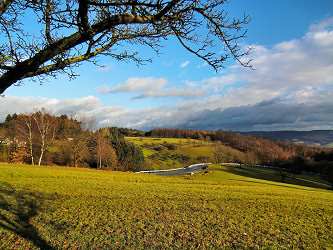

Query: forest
left=0, top=110, right=145, bottom=172
left=0, top=111, right=332, bottom=184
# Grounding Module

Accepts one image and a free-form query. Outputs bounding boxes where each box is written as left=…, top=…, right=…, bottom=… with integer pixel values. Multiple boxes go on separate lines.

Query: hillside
left=126, top=133, right=333, bottom=178
left=1, top=163, right=332, bottom=249
left=1, top=113, right=332, bottom=179
left=239, top=130, right=333, bottom=147
left=126, top=137, right=247, bottom=170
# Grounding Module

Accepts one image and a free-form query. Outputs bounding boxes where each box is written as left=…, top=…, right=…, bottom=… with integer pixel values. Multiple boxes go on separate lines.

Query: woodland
left=0, top=111, right=144, bottom=172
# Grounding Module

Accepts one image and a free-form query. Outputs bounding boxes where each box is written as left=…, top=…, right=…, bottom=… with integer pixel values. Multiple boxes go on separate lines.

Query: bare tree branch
left=0, top=0, right=15, bottom=17
left=0, top=0, right=252, bottom=94
left=154, top=0, right=180, bottom=20
left=87, top=1, right=161, bottom=8
left=78, top=0, right=92, bottom=33
left=44, top=0, right=53, bottom=44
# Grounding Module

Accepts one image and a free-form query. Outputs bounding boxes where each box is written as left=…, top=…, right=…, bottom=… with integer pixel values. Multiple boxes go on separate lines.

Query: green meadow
left=1, top=163, right=332, bottom=249
left=126, top=137, right=219, bottom=170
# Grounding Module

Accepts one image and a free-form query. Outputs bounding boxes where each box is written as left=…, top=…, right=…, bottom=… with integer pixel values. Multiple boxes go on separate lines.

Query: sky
left=1, top=0, right=333, bottom=132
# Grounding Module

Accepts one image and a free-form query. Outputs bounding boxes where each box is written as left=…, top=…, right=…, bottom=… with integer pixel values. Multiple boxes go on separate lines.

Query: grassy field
left=126, top=137, right=219, bottom=170
left=1, top=163, right=332, bottom=249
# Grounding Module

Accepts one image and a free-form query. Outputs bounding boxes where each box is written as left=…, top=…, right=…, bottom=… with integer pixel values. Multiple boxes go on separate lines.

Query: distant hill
left=239, top=130, right=333, bottom=147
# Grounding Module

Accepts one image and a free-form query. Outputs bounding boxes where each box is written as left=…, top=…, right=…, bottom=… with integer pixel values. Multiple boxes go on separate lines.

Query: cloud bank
left=99, top=77, right=206, bottom=99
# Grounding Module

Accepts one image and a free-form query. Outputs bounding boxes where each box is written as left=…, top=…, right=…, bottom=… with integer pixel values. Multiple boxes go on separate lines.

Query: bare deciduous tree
left=213, top=146, right=224, bottom=164
left=95, top=134, right=117, bottom=169
left=33, top=108, right=59, bottom=165
left=0, top=0, right=252, bottom=94
left=15, top=114, right=35, bottom=165
left=66, top=115, right=95, bottom=167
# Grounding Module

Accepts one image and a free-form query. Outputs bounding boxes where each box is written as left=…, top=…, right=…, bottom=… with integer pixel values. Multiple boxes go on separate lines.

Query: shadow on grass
left=0, top=183, right=55, bottom=249
left=217, top=165, right=331, bottom=190
left=229, top=178, right=311, bottom=191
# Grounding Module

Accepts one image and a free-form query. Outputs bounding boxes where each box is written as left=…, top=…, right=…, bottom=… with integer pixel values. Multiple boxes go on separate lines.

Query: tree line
left=0, top=110, right=144, bottom=171
left=147, top=128, right=323, bottom=162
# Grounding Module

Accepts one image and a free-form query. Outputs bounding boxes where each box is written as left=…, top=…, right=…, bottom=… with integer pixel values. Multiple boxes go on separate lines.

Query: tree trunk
left=29, top=129, right=34, bottom=165
left=38, top=140, right=45, bottom=166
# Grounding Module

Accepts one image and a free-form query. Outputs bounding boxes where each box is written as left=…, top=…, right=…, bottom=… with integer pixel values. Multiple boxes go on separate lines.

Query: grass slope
left=126, top=137, right=220, bottom=170
left=0, top=163, right=332, bottom=249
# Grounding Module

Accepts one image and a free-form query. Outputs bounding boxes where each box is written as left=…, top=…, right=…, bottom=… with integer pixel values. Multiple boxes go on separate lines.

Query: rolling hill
left=239, top=130, right=333, bottom=147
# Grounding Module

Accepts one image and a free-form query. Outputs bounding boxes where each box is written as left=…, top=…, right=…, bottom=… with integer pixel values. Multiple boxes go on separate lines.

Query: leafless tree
left=66, top=114, right=95, bottom=167
left=96, top=135, right=118, bottom=169
left=276, top=169, right=289, bottom=183
left=33, top=108, right=59, bottom=165
left=0, top=0, right=252, bottom=94
left=15, top=114, right=35, bottom=165
left=94, top=128, right=117, bottom=169
left=213, top=146, right=224, bottom=164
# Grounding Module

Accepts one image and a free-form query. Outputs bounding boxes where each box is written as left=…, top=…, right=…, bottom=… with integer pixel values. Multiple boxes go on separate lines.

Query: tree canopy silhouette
left=0, top=0, right=252, bottom=94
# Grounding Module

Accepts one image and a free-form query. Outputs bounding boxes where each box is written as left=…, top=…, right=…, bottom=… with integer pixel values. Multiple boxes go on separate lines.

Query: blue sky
left=2, top=0, right=333, bottom=131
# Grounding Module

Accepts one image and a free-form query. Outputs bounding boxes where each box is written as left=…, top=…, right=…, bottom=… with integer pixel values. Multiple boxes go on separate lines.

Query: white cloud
left=309, top=17, right=333, bottom=32
left=196, top=62, right=208, bottom=68
left=99, top=77, right=206, bottom=99
left=98, top=84, right=112, bottom=94
left=162, top=60, right=174, bottom=67
left=110, top=77, right=167, bottom=93
left=97, top=64, right=113, bottom=72
left=237, top=27, right=333, bottom=91
left=180, top=61, right=190, bottom=68
left=196, top=18, right=333, bottom=112
left=200, top=74, right=239, bottom=93
left=0, top=95, right=187, bottom=130
left=0, top=96, right=102, bottom=119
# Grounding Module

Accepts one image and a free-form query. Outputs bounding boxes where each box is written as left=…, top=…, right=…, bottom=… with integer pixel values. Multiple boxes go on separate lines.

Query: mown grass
left=0, top=163, right=332, bottom=249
